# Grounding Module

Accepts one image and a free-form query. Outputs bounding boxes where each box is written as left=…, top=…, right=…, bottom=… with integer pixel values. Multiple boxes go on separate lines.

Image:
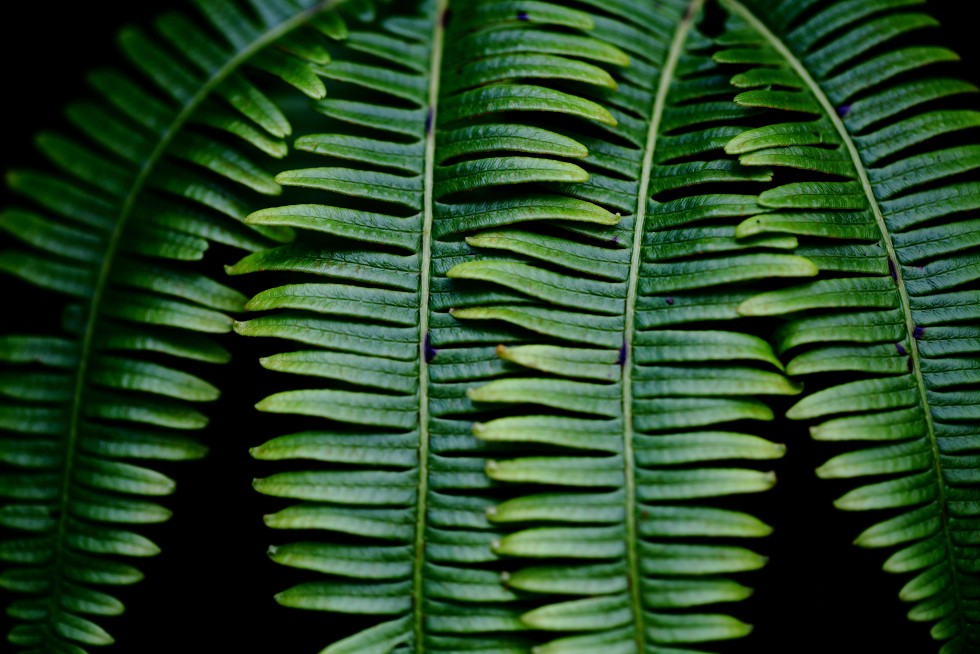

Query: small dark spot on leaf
left=888, top=258, right=897, bottom=281
left=516, top=10, right=529, bottom=20
left=441, top=8, right=452, bottom=26
left=641, top=509, right=650, bottom=519
left=665, top=297, right=674, bottom=305
left=425, top=108, right=433, bottom=134
left=907, top=358, right=914, bottom=372
left=424, top=333, right=438, bottom=362
left=611, top=235, right=620, bottom=245
left=895, top=343, right=906, bottom=355
left=837, top=104, right=852, bottom=117
left=617, top=343, right=627, bottom=366
left=913, top=326, right=924, bottom=340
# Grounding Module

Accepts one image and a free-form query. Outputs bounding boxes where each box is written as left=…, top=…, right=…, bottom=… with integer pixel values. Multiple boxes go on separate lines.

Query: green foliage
left=1, top=0, right=979, bottom=652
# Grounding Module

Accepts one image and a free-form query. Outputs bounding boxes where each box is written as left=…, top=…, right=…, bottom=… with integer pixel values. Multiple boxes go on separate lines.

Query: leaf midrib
left=622, top=1, right=705, bottom=649
left=723, top=0, right=965, bottom=631
left=413, top=0, right=447, bottom=649
left=50, top=0, right=345, bottom=634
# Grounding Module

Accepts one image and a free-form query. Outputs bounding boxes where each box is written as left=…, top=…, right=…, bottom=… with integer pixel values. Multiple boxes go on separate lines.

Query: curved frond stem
left=51, top=0, right=344, bottom=629
left=413, top=0, right=447, bottom=647
left=623, top=1, right=706, bottom=648
left=723, top=0, right=964, bottom=632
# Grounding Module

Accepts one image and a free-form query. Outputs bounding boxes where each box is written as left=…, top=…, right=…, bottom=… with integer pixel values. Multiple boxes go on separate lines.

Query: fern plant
left=1, top=0, right=979, bottom=652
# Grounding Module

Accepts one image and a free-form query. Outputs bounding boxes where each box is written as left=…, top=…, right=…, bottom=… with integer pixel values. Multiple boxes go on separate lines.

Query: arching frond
left=717, top=0, right=980, bottom=649
left=0, top=1, right=363, bottom=650
left=229, top=0, right=626, bottom=651
left=449, top=1, right=814, bottom=651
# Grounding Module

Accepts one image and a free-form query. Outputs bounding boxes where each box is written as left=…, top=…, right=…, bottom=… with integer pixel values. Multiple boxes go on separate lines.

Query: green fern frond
left=449, top=1, right=818, bottom=651
left=716, top=0, right=980, bottom=649
left=0, top=1, right=364, bottom=650
left=230, top=0, right=625, bottom=651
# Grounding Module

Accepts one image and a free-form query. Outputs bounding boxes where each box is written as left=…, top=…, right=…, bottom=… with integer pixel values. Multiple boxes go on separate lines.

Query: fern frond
left=450, top=1, right=816, bottom=651
left=230, top=0, right=626, bottom=651
left=717, top=0, right=980, bottom=649
left=0, top=1, right=361, bottom=650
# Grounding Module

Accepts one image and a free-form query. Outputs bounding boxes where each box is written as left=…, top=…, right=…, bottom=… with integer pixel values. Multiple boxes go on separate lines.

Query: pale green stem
left=413, top=0, right=447, bottom=649
left=622, top=1, right=706, bottom=650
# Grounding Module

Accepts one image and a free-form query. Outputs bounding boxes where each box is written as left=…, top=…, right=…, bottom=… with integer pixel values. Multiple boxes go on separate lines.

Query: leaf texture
left=4, top=0, right=980, bottom=651
left=719, top=0, right=980, bottom=649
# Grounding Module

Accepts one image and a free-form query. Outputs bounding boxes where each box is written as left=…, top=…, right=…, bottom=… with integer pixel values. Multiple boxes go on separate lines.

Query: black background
left=0, top=2, right=977, bottom=652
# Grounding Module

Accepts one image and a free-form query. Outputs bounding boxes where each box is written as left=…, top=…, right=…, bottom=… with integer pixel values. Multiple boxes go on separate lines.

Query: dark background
left=0, top=2, right=976, bottom=652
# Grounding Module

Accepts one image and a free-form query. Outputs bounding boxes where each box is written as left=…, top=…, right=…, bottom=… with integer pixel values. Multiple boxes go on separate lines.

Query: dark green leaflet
left=0, top=1, right=361, bottom=650
left=718, top=0, right=980, bottom=650
left=230, top=0, right=625, bottom=650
